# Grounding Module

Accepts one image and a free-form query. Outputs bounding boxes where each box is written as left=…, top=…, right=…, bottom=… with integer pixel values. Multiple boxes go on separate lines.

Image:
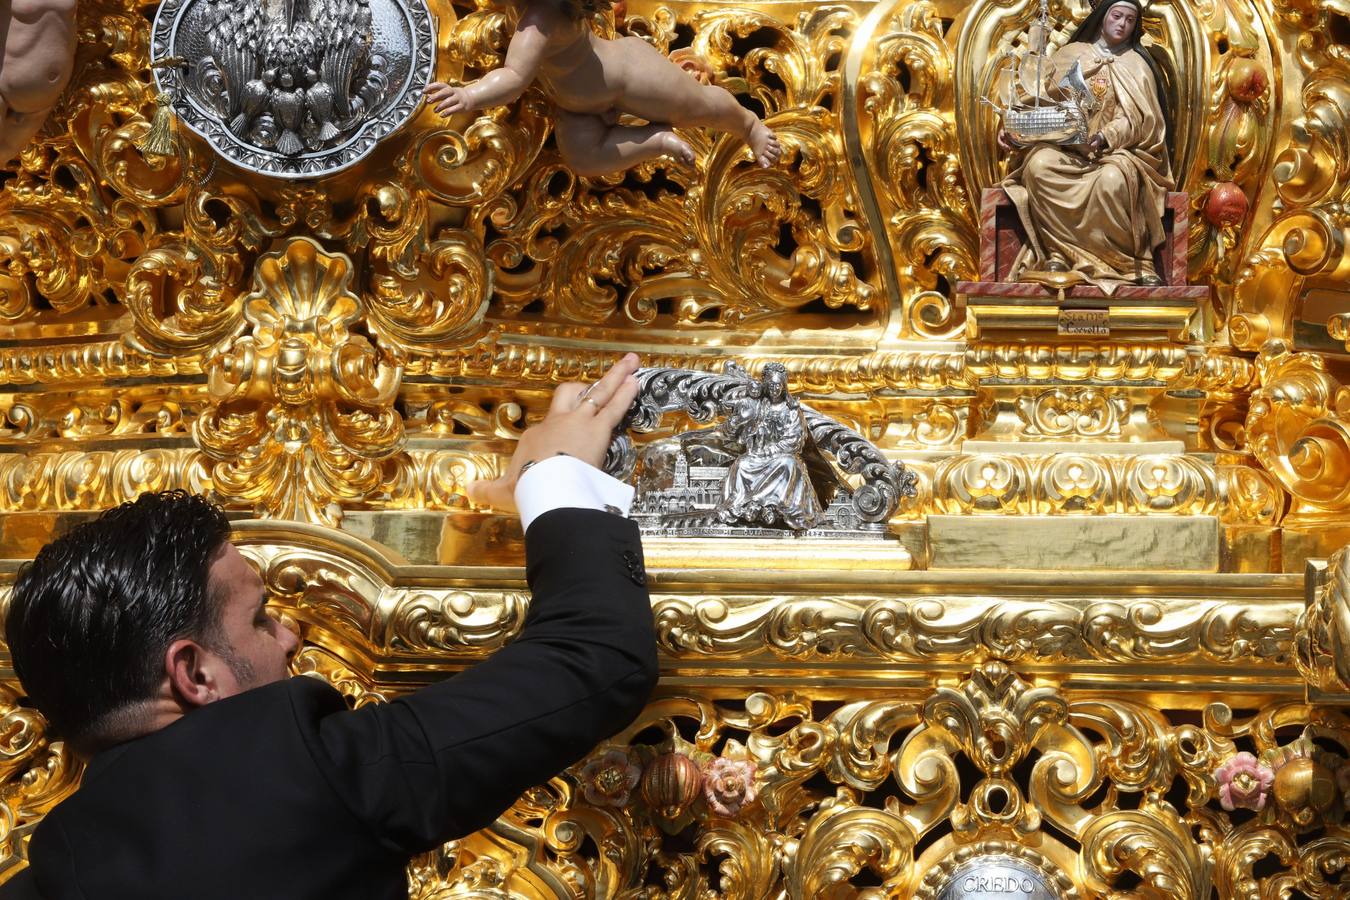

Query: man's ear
left=165, top=639, right=219, bottom=707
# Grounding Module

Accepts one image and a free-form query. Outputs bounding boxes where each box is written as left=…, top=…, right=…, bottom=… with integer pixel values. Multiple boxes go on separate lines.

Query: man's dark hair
left=5, top=490, right=232, bottom=753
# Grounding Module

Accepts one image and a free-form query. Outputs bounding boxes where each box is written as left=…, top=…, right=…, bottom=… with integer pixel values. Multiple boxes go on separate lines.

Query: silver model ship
left=982, top=0, right=1096, bottom=146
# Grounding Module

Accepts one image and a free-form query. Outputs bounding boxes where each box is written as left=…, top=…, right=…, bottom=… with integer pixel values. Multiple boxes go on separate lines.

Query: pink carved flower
left=580, top=749, right=641, bottom=808
left=703, top=757, right=757, bottom=817
left=1215, top=752, right=1274, bottom=812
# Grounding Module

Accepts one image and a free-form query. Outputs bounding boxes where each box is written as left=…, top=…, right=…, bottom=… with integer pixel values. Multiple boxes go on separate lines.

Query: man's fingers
left=579, top=352, right=640, bottom=410
left=467, top=477, right=517, bottom=511
left=597, top=374, right=640, bottom=429
left=550, top=382, right=587, bottom=413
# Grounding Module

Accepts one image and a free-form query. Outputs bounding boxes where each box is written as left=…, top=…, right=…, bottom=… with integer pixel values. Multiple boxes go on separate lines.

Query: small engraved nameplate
left=1058, top=308, right=1109, bottom=336
left=935, top=856, right=1061, bottom=900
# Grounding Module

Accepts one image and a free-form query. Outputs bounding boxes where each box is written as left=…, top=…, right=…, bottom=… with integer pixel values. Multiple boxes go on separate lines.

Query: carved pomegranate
left=1205, top=182, right=1249, bottom=228
left=1227, top=58, right=1269, bottom=103
left=1273, top=756, right=1337, bottom=826
left=640, top=752, right=703, bottom=819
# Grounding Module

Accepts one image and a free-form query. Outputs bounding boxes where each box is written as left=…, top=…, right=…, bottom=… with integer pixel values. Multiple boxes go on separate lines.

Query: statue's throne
left=956, top=187, right=1208, bottom=339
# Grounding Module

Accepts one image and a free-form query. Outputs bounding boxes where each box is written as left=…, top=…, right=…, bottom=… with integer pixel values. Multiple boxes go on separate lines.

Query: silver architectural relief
left=151, top=0, right=435, bottom=179
left=604, top=363, right=918, bottom=539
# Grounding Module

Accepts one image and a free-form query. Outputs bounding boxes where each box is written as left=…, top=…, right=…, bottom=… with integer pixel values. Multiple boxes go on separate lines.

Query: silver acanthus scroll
left=603, top=363, right=918, bottom=539
left=151, top=0, right=435, bottom=179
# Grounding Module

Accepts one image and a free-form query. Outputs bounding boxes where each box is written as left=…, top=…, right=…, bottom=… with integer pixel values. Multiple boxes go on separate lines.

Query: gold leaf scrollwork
left=651, top=590, right=1297, bottom=667
left=1247, top=342, right=1350, bottom=514
left=0, top=683, right=81, bottom=879
left=449, top=5, right=876, bottom=328
left=332, top=180, right=491, bottom=350
left=1079, top=797, right=1213, bottom=899
left=124, top=242, right=242, bottom=354
left=1018, top=388, right=1131, bottom=440
left=1296, top=542, right=1350, bottom=694
left=252, top=547, right=378, bottom=647
left=920, top=661, right=1066, bottom=777
left=1218, top=464, right=1284, bottom=525
left=1038, top=454, right=1113, bottom=515
left=387, top=591, right=529, bottom=655
left=366, top=226, right=491, bottom=349
left=1231, top=1, right=1350, bottom=348
left=785, top=801, right=915, bottom=898
left=860, top=1, right=977, bottom=339
left=194, top=238, right=405, bottom=524
left=697, top=816, right=778, bottom=897
left=1329, top=311, right=1350, bottom=352
left=0, top=449, right=207, bottom=512
left=0, top=210, right=98, bottom=321
left=935, top=454, right=1028, bottom=513
left=932, top=451, right=1267, bottom=520
left=291, top=646, right=388, bottom=709
left=1120, top=454, right=1214, bottom=514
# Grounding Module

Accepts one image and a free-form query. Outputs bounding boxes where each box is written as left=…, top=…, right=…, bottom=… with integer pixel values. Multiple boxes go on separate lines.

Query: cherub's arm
left=425, top=8, right=550, bottom=115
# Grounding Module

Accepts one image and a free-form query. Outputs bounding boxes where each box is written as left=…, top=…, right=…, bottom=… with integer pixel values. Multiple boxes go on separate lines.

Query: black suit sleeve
left=293, top=508, right=658, bottom=854
left=0, top=869, right=43, bottom=900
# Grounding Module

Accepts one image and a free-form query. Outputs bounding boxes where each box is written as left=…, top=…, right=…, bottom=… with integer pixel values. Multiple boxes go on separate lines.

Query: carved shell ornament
left=150, top=0, right=435, bottom=178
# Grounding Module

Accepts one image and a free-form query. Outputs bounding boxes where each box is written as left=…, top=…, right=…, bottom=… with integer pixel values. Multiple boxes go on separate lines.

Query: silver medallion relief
left=935, top=857, right=1063, bottom=900
left=151, top=0, right=435, bottom=179
left=604, top=362, right=918, bottom=540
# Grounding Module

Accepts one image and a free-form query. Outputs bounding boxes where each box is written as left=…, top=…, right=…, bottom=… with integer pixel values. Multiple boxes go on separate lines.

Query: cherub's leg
left=0, top=105, right=48, bottom=163
left=611, top=38, right=781, bottom=167
left=676, top=83, right=781, bottom=168
left=553, top=110, right=694, bottom=177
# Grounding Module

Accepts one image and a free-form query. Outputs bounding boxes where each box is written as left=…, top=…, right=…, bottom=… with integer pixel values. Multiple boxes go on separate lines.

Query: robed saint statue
left=999, top=0, right=1174, bottom=290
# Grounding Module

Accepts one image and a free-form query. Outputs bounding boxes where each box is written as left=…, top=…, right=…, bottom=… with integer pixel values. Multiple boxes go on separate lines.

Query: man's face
left=1102, top=4, right=1138, bottom=46
left=204, top=543, right=299, bottom=698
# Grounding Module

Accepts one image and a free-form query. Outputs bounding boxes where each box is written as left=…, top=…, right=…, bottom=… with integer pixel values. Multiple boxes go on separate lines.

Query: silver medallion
left=151, top=0, right=435, bottom=179
left=934, top=856, right=1063, bottom=900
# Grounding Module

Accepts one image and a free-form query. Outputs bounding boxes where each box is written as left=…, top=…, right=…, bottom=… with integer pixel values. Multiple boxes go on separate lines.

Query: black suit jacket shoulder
left=11, top=508, right=656, bottom=900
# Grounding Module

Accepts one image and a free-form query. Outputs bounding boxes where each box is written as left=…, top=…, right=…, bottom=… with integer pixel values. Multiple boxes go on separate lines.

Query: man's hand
left=468, top=353, right=642, bottom=511
left=1086, top=133, right=1107, bottom=158
left=996, top=129, right=1017, bottom=153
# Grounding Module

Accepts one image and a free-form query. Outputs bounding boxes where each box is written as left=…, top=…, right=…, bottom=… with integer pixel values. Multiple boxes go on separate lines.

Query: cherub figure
left=0, top=0, right=78, bottom=163
left=423, top=0, right=781, bottom=176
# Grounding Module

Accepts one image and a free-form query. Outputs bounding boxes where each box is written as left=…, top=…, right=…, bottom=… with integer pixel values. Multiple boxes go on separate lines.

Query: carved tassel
left=137, top=92, right=179, bottom=158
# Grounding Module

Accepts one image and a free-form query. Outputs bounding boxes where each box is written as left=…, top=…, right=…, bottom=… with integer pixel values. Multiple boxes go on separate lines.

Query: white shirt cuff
left=513, top=455, right=635, bottom=533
